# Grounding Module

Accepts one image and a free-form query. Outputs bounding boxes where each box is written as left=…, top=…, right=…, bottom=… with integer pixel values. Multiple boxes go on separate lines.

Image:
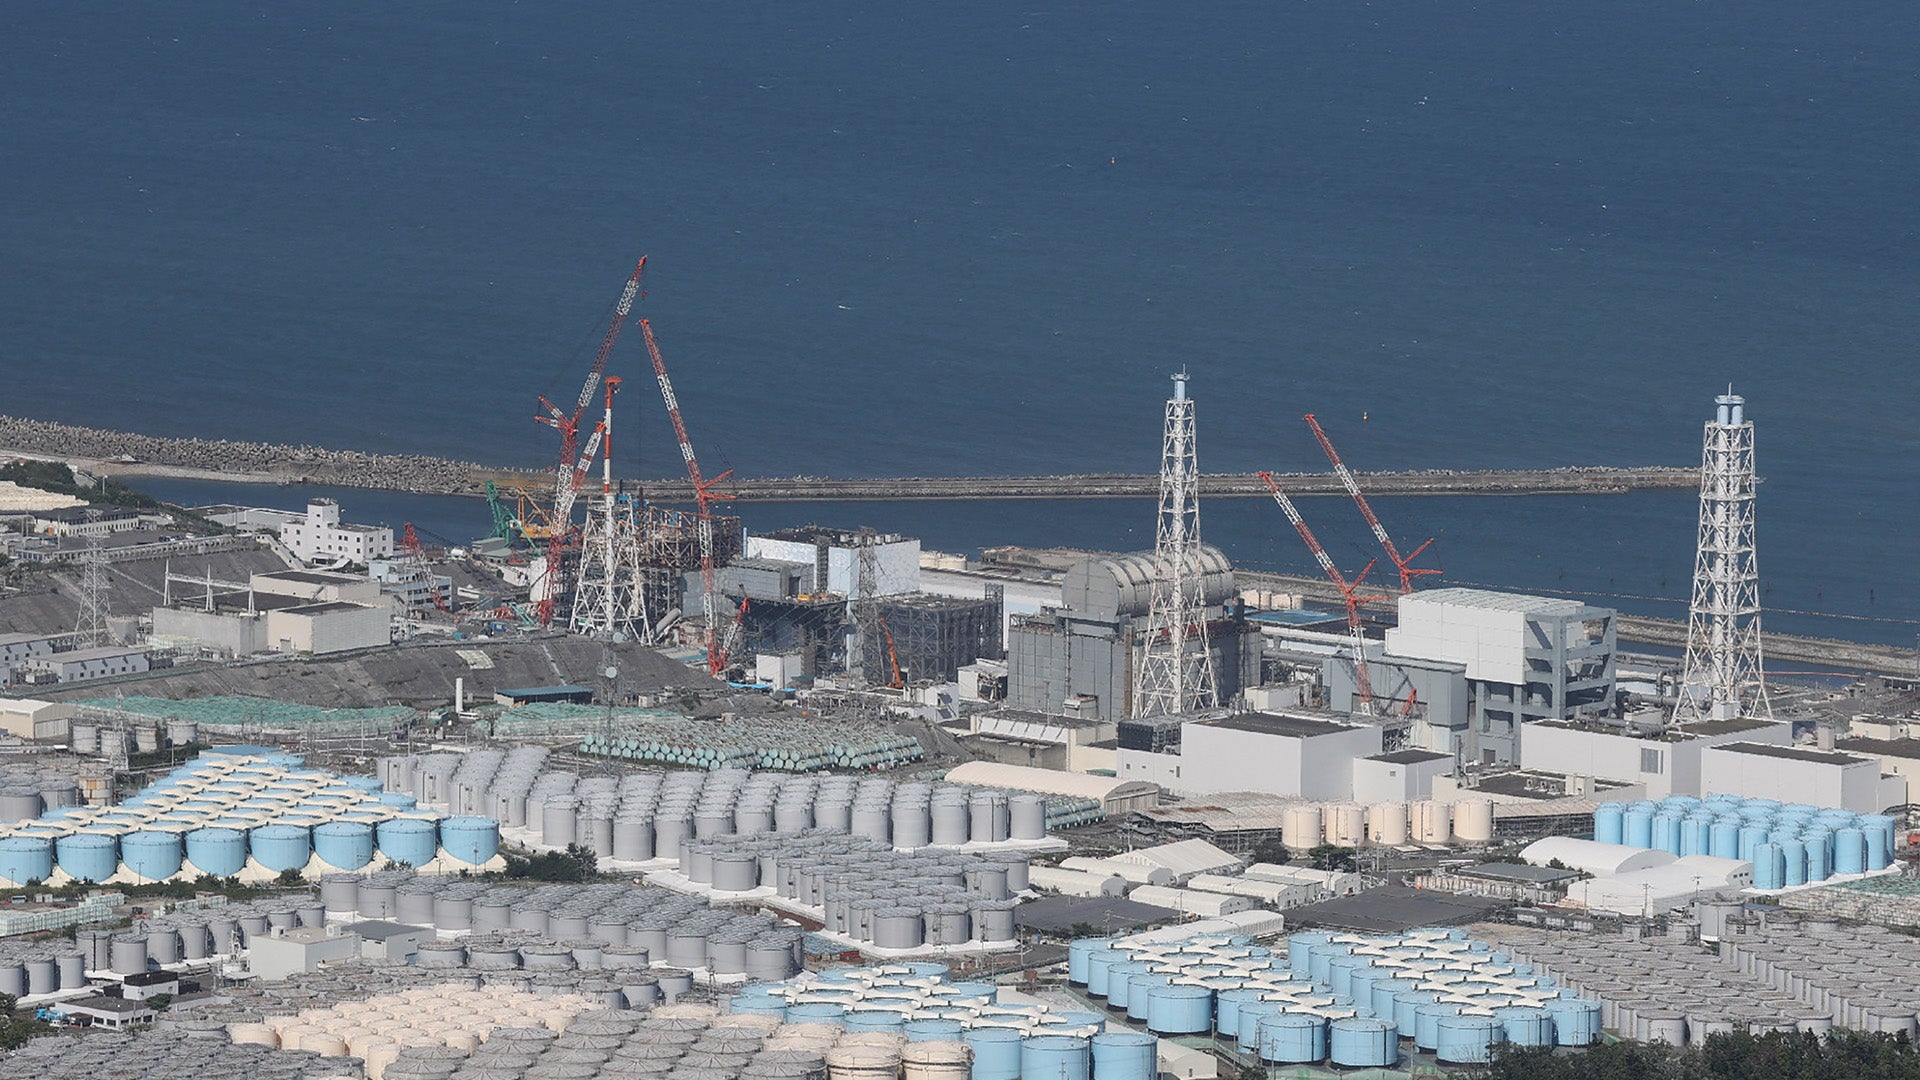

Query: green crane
left=484, top=481, right=517, bottom=542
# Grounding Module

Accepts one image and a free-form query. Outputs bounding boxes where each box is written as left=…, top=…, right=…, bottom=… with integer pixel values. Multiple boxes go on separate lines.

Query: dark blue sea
left=5, top=4, right=1918, bottom=647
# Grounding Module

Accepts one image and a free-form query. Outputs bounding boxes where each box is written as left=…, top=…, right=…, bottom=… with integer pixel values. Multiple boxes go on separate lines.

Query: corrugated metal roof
left=1403, top=587, right=1593, bottom=616
left=1109, top=838, right=1240, bottom=879
left=943, top=761, right=1156, bottom=803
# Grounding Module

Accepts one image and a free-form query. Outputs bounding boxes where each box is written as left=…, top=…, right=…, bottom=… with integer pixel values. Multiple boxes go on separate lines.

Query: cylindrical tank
left=1497, top=1005, right=1555, bottom=1047
left=1623, top=807, right=1655, bottom=849
left=1452, top=799, right=1494, bottom=844
left=1283, top=805, right=1323, bottom=850
left=825, top=1043, right=904, bottom=1080
left=0, top=966, right=23, bottom=998
left=1144, top=984, right=1211, bottom=1034
left=1325, top=803, right=1365, bottom=847
left=1594, top=804, right=1625, bottom=845
left=320, top=872, right=361, bottom=913
left=440, top=817, right=501, bottom=865
left=24, top=960, right=56, bottom=996
left=357, top=879, right=398, bottom=918
left=0, top=837, right=53, bottom=884
left=1411, top=801, right=1451, bottom=844
left=1805, top=835, right=1831, bottom=882
left=1368, top=802, right=1409, bottom=846
left=1833, top=827, right=1867, bottom=874
left=1545, top=999, right=1602, bottom=1047
left=0, top=791, right=42, bottom=824
left=54, top=953, right=86, bottom=989
left=55, top=833, right=117, bottom=882
left=1009, top=794, right=1048, bottom=840
left=249, top=824, right=311, bottom=873
left=1260, top=1013, right=1328, bottom=1064
left=376, top=817, right=439, bottom=867
left=1088, top=1031, right=1154, bottom=1080
left=1329, top=1017, right=1397, bottom=1068
left=1752, top=843, right=1785, bottom=890
left=962, top=1028, right=1022, bottom=1080
left=1435, top=1014, right=1505, bottom=1063
left=120, top=830, right=183, bottom=880
left=312, top=821, right=376, bottom=869
left=109, top=934, right=149, bottom=975
left=1018, top=1034, right=1089, bottom=1080
left=184, top=827, right=248, bottom=877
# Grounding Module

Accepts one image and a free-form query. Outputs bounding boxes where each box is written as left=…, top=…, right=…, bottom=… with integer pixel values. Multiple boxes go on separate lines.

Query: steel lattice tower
left=1133, top=370, right=1219, bottom=718
left=75, top=510, right=110, bottom=648
left=570, top=379, right=648, bottom=641
left=1675, top=390, right=1771, bottom=721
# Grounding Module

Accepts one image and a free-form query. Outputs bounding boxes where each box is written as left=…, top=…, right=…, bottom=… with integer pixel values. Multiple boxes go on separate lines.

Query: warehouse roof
left=283, top=601, right=372, bottom=616
left=944, top=761, right=1157, bottom=805
left=1108, top=839, right=1241, bottom=880
left=1520, top=837, right=1677, bottom=878
left=258, top=570, right=361, bottom=586
left=1369, top=749, right=1453, bottom=765
left=1402, top=587, right=1596, bottom=616
left=1201, top=711, right=1354, bottom=739
left=1712, top=741, right=1867, bottom=767
left=1838, top=736, right=1920, bottom=760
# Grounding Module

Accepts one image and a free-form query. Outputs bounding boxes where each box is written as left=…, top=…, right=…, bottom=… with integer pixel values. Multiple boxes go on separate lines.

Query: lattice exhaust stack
left=1133, top=371, right=1220, bottom=718
left=1675, top=389, right=1771, bottom=721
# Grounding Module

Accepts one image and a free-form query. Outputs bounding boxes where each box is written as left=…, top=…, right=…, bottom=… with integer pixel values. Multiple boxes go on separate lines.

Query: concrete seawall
left=0, top=415, right=1698, bottom=502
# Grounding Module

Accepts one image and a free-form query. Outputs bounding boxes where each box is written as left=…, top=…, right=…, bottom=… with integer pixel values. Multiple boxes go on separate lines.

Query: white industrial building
left=152, top=568, right=394, bottom=657
left=0, top=698, right=75, bottom=741
left=1520, top=836, right=1680, bottom=877
left=942, top=761, right=1159, bottom=817
left=205, top=499, right=394, bottom=566
left=1352, top=748, right=1454, bottom=802
left=1380, top=588, right=1617, bottom=766
left=1027, top=865, right=1128, bottom=897
left=1116, top=710, right=1383, bottom=800
left=0, top=633, right=57, bottom=669
left=1699, top=741, right=1897, bottom=814
left=745, top=526, right=920, bottom=597
left=1563, top=854, right=1755, bottom=916
left=16, top=646, right=149, bottom=684
left=949, top=708, right=1117, bottom=773
left=1521, top=716, right=1790, bottom=800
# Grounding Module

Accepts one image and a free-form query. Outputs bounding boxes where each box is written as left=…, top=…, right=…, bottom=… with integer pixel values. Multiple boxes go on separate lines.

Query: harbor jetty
left=0, top=416, right=1698, bottom=502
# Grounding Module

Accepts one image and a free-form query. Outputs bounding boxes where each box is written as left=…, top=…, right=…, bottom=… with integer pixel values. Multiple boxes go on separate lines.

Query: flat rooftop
left=1281, top=884, right=1507, bottom=934
left=1839, top=736, right=1920, bottom=760
left=343, top=920, right=420, bottom=941
left=1199, top=711, right=1356, bottom=740
left=1457, top=862, right=1583, bottom=885
left=41, top=646, right=144, bottom=663
left=1715, top=741, right=1868, bottom=767
left=283, top=601, right=371, bottom=616
left=1404, top=587, right=1598, bottom=618
left=1369, top=749, right=1453, bottom=765
left=1679, top=717, right=1780, bottom=735
left=259, top=570, right=360, bottom=585
left=1246, top=608, right=1345, bottom=627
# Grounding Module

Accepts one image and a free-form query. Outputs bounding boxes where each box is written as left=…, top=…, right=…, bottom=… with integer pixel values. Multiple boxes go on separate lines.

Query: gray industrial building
left=861, top=592, right=1004, bottom=685
left=1007, top=547, right=1258, bottom=721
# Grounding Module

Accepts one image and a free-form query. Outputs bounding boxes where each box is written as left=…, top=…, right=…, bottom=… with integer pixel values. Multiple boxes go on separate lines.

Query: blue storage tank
left=1259, top=1013, right=1328, bottom=1064
left=1371, top=978, right=1417, bottom=1023
left=1862, top=813, right=1897, bottom=850
left=1497, top=1005, right=1555, bottom=1047
left=1085, top=950, right=1127, bottom=998
left=1104, top=962, right=1154, bottom=1011
left=1593, top=804, right=1624, bottom=845
left=184, top=828, right=248, bottom=877
left=1752, top=843, right=1785, bottom=890
left=55, top=834, right=117, bottom=883
left=119, top=831, right=183, bottom=880
left=1781, top=839, right=1807, bottom=887
left=905, top=1018, right=965, bottom=1042
left=783, top=1002, right=846, bottom=1027
left=1833, top=828, right=1867, bottom=875
left=1546, top=999, right=1602, bottom=1046
left=375, top=817, right=438, bottom=867
left=0, top=837, right=52, bottom=884
left=1738, top=824, right=1770, bottom=862
left=1349, top=966, right=1385, bottom=1013
left=1327, top=953, right=1368, bottom=998
left=964, top=1027, right=1022, bottom=1080
left=1395, top=991, right=1440, bottom=1040
left=1652, top=812, right=1681, bottom=855
left=1237, top=1005, right=1285, bottom=1055
left=1435, top=1014, right=1506, bottom=1063
left=1681, top=817, right=1712, bottom=857
left=1125, top=974, right=1169, bottom=1021
left=1805, top=835, right=1831, bottom=882
left=1415, top=1003, right=1461, bottom=1051
left=311, top=822, right=375, bottom=869
left=1309, top=942, right=1349, bottom=985
left=1623, top=808, right=1654, bottom=849
left=1020, top=1034, right=1090, bottom=1080
left=439, top=817, right=500, bottom=865
left=1215, top=988, right=1263, bottom=1037
left=1288, top=931, right=1330, bottom=976
left=728, top=992, right=786, bottom=1018
left=1067, top=938, right=1111, bottom=984
left=1710, top=820, right=1741, bottom=860
left=1329, top=1017, right=1398, bottom=1068
left=843, top=1009, right=904, bottom=1034
left=342, top=775, right=384, bottom=793
left=249, top=824, right=311, bottom=873
left=378, top=792, right=417, bottom=809
left=1866, top=825, right=1892, bottom=870
left=1090, top=1031, right=1155, bottom=1080
left=1145, top=984, right=1212, bottom=1034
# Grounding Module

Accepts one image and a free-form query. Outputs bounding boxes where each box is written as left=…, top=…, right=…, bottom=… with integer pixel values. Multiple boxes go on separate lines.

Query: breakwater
left=0, top=415, right=1697, bottom=502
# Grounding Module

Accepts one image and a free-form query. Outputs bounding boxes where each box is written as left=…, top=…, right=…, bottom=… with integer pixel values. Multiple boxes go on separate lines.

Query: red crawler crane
left=532, top=259, right=647, bottom=627
left=1303, top=413, right=1440, bottom=595
left=1257, top=470, right=1389, bottom=715
left=638, top=318, right=736, bottom=676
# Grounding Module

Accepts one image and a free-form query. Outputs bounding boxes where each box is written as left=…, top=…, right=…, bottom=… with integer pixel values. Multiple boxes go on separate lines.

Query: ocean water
left=5, top=4, right=1918, bottom=643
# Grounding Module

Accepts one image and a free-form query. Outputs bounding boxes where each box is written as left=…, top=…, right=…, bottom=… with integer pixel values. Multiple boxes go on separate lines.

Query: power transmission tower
left=76, top=510, right=111, bottom=647
left=1675, top=389, right=1771, bottom=721
left=854, top=528, right=883, bottom=683
left=1133, top=371, right=1219, bottom=718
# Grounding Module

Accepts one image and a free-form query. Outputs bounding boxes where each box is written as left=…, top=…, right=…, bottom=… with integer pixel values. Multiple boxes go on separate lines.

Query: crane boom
left=639, top=318, right=734, bottom=675
left=532, top=259, right=646, bottom=628
left=1303, top=413, right=1439, bottom=594
left=1258, top=470, right=1387, bottom=714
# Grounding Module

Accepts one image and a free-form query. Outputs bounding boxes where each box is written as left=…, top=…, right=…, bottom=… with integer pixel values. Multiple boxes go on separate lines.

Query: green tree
left=1307, top=844, right=1357, bottom=872
left=146, top=993, right=173, bottom=1013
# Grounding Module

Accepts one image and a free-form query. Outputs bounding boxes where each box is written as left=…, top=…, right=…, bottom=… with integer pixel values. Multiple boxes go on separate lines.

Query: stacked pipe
left=1482, top=913, right=1920, bottom=1046
left=1594, top=795, right=1898, bottom=886
left=1058, top=926, right=1602, bottom=1069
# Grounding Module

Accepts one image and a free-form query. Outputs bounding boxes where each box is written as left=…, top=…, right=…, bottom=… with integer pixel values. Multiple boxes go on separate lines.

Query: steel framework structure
left=1133, top=371, right=1220, bottom=718
left=1676, top=390, right=1771, bottom=721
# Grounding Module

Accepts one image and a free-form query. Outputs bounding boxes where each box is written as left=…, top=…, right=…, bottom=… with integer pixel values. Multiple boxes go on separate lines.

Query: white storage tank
left=1452, top=798, right=1495, bottom=844
left=1325, top=803, right=1365, bottom=847
left=1283, top=805, right=1323, bottom=850
left=1412, top=800, right=1452, bottom=844
left=1368, top=801, right=1410, bottom=846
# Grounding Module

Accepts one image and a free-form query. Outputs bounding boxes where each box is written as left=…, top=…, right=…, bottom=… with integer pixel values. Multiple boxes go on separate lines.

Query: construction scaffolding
left=740, top=594, right=851, bottom=677
left=860, top=593, right=1004, bottom=685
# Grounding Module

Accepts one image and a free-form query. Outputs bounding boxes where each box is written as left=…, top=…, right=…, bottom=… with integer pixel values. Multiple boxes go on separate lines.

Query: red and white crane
left=1257, top=470, right=1388, bottom=714
left=531, top=258, right=647, bottom=627
left=1302, top=413, right=1439, bottom=595
left=638, top=317, right=736, bottom=676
